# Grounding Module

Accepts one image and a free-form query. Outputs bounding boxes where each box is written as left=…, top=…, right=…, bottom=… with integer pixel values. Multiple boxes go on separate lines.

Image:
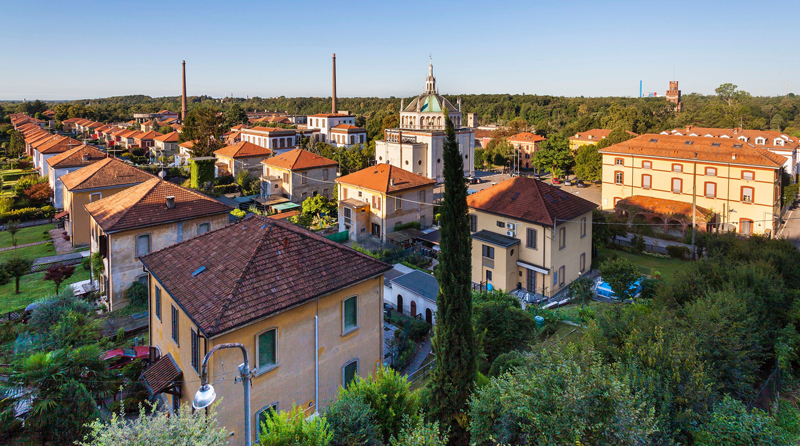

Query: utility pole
left=692, top=158, right=697, bottom=259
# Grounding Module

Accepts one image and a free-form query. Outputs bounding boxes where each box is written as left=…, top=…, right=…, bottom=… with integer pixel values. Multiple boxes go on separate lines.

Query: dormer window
left=755, top=137, right=765, bottom=145
left=738, top=136, right=747, bottom=141
left=775, top=139, right=784, bottom=146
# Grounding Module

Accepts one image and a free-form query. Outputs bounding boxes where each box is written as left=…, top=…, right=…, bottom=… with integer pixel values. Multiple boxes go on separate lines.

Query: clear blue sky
left=1, top=0, right=797, bottom=100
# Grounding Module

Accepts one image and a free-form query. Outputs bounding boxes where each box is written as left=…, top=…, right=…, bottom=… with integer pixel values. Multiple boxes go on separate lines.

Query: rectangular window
left=371, top=195, right=381, bottom=210
left=559, top=227, right=566, bottom=249
left=526, top=228, right=537, bottom=249
left=343, top=360, right=358, bottom=388
left=283, top=172, right=289, bottom=183
left=672, top=178, right=682, bottom=193
left=419, top=190, right=425, bottom=202
left=642, top=161, right=652, bottom=169
left=171, top=305, right=179, bottom=345
left=90, top=192, right=102, bottom=202
left=482, top=245, right=495, bottom=259
left=614, top=171, right=623, bottom=185
left=155, top=286, right=162, bottom=321
left=672, top=164, right=683, bottom=172
left=705, top=182, right=716, bottom=198
left=486, top=269, right=493, bottom=281
left=256, top=403, right=279, bottom=440
left=559, top=266, right=565, bottom=286
left=615, top=158, right=624, bottom=166
left=553, top=269, right=558, bottom=286
left=742, top=171, right=754, bottom=181
left=257, top=329, right=277, bottom=371
left=191, top=329, right=199, bottom=373
left=580, top=253, right=586, bottom=273
left=198, top=222, right=210, bottom=235
left=706, top=167, right=717, bottom=176
left=136, top=234, right=150, bottom=258
left=343, top=296, right=358, bottom=333
left=301, top=172, right=308, bottom=184
left=358, top=191, right=362, bottom=198
left=581, top=218, right=587, bottom=238
left=740, top=219, right=753, bottom=235
left=742, top=186, right=754, bottom=203
left=323, top=169, right=329, bottom=180
left=395, top=196, right=402, bottom=210
left=642, top=174, right=651, bottom=189
left=470, top=215, right=477, bottom=232
left=496, top=221, right=505, bottom=228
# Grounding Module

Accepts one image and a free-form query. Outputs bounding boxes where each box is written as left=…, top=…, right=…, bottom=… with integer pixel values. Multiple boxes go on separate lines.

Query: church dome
left=403, top=93, right=457, bottom=114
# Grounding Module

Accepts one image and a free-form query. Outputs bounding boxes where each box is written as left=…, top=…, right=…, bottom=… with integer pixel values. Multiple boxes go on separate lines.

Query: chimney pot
left=166, top=196, right=176, bottom=209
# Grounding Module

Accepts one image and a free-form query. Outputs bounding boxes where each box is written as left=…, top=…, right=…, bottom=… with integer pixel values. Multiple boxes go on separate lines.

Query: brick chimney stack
left=332, top=53, right=337, bottom=114
left=181, top=60, right=187, bottom=121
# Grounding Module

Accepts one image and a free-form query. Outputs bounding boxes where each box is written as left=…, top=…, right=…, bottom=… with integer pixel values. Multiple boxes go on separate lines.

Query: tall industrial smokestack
left=181, top=60, right=187, bottom=121
left=332, top=53, right=337, bottom=114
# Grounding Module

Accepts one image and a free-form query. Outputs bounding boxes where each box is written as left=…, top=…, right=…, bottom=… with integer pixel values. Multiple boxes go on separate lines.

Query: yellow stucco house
left=61, top=158, right=156, bottom=247
left=261, top=148, right=339, bottom=203
left=336, top=164, right=435, bottom=242
left=467, top=177, right=596, bottom=300
left=599, top=134, right=785, bottom=236
left=85, top=178, right=232, bottom=309
left=139, top=215, right=391, bottom=445
left=569, top=129, right=638, bottom=152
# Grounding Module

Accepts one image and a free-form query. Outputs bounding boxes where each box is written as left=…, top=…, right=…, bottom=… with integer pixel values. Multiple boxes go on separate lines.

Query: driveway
left=778, top=201, right=800, bottom=249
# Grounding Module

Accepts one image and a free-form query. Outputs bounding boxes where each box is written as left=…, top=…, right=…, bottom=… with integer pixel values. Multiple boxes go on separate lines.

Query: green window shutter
left=344, top=361, right=358, bottom=388
left=344, top=297, right=357, bottom=330
left=259, top=330, right=276, bottom=368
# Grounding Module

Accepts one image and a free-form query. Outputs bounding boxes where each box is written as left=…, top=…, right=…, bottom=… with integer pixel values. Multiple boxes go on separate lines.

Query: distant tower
left=666, top=80, right=682, bottom=112
left=181, top=61, right=187, bottom=121
left=332, top=53, right=337, bottom=114
left=425, top=58, right=436, bottom=94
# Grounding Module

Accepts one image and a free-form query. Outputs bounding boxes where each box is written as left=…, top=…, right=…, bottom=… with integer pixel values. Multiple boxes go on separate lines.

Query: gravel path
left=0, top=240, right=46, bottom=252
left=49, top=229, right=75, bottom=254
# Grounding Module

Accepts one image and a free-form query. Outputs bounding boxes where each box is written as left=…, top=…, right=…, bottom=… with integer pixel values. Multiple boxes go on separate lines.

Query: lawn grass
left=595, top=246, right=689, bottom=282
left=0, top=242, right=56, bottom=263
left=0, top=223, right=54, bottom=248
left=0, top=268, right=91, bottom=313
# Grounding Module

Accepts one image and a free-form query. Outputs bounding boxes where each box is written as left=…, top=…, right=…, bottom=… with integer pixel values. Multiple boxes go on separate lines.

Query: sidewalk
left=403, top=337, right=432, bottom=376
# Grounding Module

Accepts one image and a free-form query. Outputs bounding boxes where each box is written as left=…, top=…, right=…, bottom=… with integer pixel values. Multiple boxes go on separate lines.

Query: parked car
left=564, top=179, right=573, bottom=186
left=576, top=180, right=587, bottom=188
left=466, top=176, right=482, bottom=184
left=551, top=177, right=561, bottom=184
left=102, top=346, right=160, bottom=370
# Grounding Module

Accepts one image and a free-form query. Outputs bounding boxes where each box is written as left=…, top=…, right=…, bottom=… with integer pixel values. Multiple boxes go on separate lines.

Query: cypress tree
left=428, top=112, right=476, bottom=443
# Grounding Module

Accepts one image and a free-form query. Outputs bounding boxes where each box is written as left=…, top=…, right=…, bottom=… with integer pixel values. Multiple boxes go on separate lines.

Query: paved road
left=778, top=200, right=800, bottom=249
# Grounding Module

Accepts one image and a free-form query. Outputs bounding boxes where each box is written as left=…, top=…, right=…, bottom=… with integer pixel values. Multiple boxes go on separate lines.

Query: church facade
left=375, top=62, right=475, bottom=182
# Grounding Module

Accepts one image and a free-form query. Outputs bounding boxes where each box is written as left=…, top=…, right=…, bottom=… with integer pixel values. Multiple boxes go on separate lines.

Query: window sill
left=254, top=363, right=280, bottom=377
left=341, top=326, right=360, bottom=337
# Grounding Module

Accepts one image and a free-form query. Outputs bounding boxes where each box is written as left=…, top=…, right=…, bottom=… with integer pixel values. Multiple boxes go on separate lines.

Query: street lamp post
left=193, top=343, right=255, bottom=446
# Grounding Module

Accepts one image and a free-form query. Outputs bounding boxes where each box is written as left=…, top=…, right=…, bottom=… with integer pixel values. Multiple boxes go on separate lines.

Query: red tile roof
left=571, top=129, right=638, bottom=142
left=38, top=136, right=84, bottom=154
left=336, top=164, right=435, bottom=194
left=331, top=124, right=366, bottom=132
left=153, top=131, right=180, bottom=142
left=85, top=178, right=232, bottom=233
left=507, top=132, right=546, bottom=143
left=60, top=157, right=156, bottom=191
left=467, top=176, right=597, bottom=226
left=46, top=144, right=106, bottom=169
left=241, top=127, right=295, bottom=135
left=261, top=148, right=337, bottom=171
left=140, top=215, right=391, bottom=337
left=214, top=141, right=272, bottom=159
left=616, top=195, right=713, bottom=221
left=134, top=131, right=162, bottom=141
left=599, top=134, right=786, bottom=168
left=308, top=113, right=353, bottom=118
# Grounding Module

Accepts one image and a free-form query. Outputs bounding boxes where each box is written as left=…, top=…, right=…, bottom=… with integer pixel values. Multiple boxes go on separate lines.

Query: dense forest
left=2, top=83, right=799, bottom=139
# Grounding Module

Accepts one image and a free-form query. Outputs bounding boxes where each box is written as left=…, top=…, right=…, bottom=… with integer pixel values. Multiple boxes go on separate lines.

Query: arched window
left=426, top=308, right=432, bottom=325
left=396, top=295, right=403, bottom=314
left=410, top=301, right=417, bottom=318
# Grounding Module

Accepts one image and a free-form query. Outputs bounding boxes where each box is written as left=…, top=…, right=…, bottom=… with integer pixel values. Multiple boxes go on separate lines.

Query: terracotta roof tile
left=241, top=127, right=295, bottom=135
left=336, top=164, right=435, bottom=194
left=142, top=354, right=182, bottom=395
left=616, top=196, right=713, bottom=220
left=261, top=148, right=337, bottom=171
left=85, top=178, right=232, bottom=233
left=507, top=132, right=546, bottom=143
left=153, top=131, right=180, bottom=142
left=140, top=215, right=391, bottom=336
left=134, top=131, right=162, bottom=141
left=214, top=141, right=272, bottom=159
left=467, top=176, right=597, bottom=226
left=46, top=144, right=106, bottom=169
left=61, top=157, right=156, bottom=192
left=571, top=128, right=637, bottom=142
left=308, top=113, right=353, bottom=118
left=331, top=124, right=366, bottom=132
left=599, top=134, right=786, bottom=168
left=38, top=136, right=84, bottom=154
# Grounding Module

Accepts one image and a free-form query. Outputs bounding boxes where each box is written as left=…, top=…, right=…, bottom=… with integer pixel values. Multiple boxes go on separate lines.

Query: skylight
left=711, top=142, right=721, bottom=147
left=192, top=266, right=206, bottom=277
left=649, top=138, right=658, bottom=143
left=684, top=141, right=693, bottom=145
